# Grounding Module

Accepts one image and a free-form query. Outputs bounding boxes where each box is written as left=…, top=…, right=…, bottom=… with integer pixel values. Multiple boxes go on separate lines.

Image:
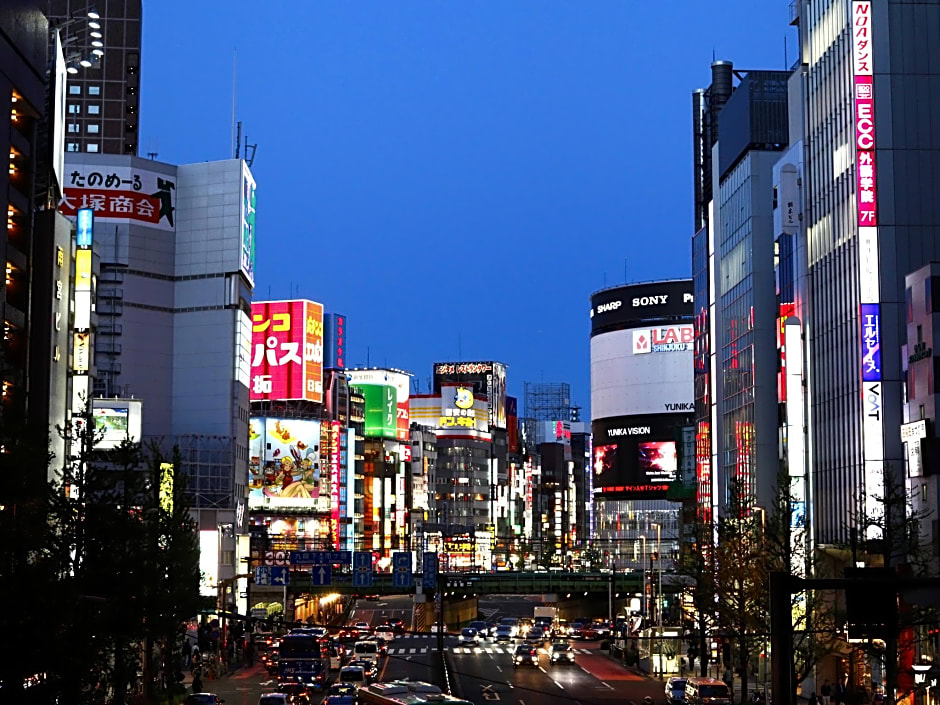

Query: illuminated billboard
left=59, top=164, right=177, bottom=231
left=590, top=414, right=683, bottom=499
left=241, top=166, right=257, bottom=285
left=433, top=361, right=507, bottom=429
left=92, top=398, right=143, bottom=449
left=248, top=417, right=322, bottom=508
left=250, top=300, right=324, bottom=403
left=347, top=369, right=411, bottom=440
left=409, top=387, right=489, bottom=432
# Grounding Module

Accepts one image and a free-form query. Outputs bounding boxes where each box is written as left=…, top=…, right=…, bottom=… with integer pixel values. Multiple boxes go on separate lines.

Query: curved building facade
left=590, top=280, right=694, bottom=574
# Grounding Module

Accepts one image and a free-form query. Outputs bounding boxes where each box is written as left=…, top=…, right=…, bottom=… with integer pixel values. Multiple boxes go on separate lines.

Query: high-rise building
left=692, top=66, right=790, bottom=519
left=46, top=0, right=142, bottom=156
left=589, top=280, right=695, bottom=571
left=793, top=0, right=940, bottom=545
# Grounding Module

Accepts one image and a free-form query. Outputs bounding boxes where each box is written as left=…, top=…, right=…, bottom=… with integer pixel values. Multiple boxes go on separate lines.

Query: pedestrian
left=822, top=679, right=832, bottom=705
left=182, top=638, right=192, bottom=669
left=809, top=691, right=818, bottom=705
left=834, top=679, right=845, bottom=705
left=723, top=666, right=733, bottom=689
left=191, top=670, right=203, bottom=694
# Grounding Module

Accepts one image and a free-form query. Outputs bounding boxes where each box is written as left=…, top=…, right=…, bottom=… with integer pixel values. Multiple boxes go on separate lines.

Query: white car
left=459, top=628, right=480, bottom=645
left=374, top=625, right=396, bottom=643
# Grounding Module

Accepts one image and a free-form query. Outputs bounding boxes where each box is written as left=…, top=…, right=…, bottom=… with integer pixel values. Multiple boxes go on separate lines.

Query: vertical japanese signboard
left=250, top=300, right=324, bottom=403
left=324, top=313, right=347, bottom=369
left=241, top=166, right=257, bottom=285
left=330, top=420, right=341, bottom=547
left=853, top=0, right=884, bottom=537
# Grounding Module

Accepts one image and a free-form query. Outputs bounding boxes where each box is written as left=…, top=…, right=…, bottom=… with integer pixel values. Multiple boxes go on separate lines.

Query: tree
left=676, top=512, right=719, bottom=678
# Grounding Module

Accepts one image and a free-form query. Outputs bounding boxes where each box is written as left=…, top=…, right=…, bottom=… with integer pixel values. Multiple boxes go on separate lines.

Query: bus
left=278, top=634, right=327, bottom=689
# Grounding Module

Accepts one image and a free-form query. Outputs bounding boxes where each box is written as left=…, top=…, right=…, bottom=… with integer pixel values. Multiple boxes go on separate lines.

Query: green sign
left=356, top=384, right=397, bottom=438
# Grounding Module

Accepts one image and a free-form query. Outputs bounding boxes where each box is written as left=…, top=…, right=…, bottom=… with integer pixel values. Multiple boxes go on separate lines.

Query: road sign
left=255, top=566, right=272, bottom=586
left=422, top=552, right=438, bottom=589
left=270, top=566, right=289, bottom=587
left=393, top=552, right=412, bottom=589
left=353, top=551, right=373, bottom=588
left=311, top=564, right=332, bottom=587
left=290, top=550, right=352, bottom=565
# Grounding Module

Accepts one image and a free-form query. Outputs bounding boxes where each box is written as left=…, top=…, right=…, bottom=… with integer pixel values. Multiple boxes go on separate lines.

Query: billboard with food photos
left=250, top=300, right=324, bottom=403
left=248, top=418, right=322, bottom=508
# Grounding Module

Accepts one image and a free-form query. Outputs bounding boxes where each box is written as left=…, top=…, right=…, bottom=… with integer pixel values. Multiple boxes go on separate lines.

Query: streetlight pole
left=640, top=535, right=647, bottom=623
left=655, top=522, right=663, bottom=680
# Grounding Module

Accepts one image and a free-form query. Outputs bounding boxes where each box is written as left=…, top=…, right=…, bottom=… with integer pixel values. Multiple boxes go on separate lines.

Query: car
left=523, top=629, right=545, bottom=646
left=329, top=683, right=358, bottom=697
left=459, top=628, right=480, bottom=645
left=336, top=627, right=362, bottom=643
left=591, top=621, right=612, bottom=638
left=329, top=645, right=347, bottom=670
left=185, top=696, right=225, bottom=705
left=348, top=658, right=379, bottom=681
left=258, top=695, right=289, bottom=705
left=579, top=626, right=599, bottom=640
left=512, top=644, right=539, bottom=668
left=354, top=639, right=383, bottom=662
left=499, top=617, right=520, bottom=637
left=384, top=618, right=405, bottom=634
left=665, top=677, right=688, bottom=704
left=374, top=625, right=396, bottom=643
left=494, top=626, right=514, bottom=643
left=549, top=641, right=575, bottom=664
left=354, top=621, right=370, bottom=631
left=553, top=619, right=569, bottom=638
left=339, top=665, right=367, bottom=689
left=469, top=621, right=490, bottom=638
left=569, top=622, right=585, bottom=639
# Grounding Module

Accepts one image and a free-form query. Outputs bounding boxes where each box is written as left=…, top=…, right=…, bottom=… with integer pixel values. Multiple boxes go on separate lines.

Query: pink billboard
left=250, top=300, right=324, bottom=402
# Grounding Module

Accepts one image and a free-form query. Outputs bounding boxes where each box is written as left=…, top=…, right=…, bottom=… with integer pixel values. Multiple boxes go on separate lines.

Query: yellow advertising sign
left=159, top=463, right=174, bottom=514
left=76, top=249, right=92, bottom=292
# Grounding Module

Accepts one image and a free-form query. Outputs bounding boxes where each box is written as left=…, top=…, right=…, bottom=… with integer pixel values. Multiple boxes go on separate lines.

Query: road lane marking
left=600, top=682, right=614, bottom=690
left=484, top=648, right=493, bottom=654
left=553, top=680, right=565, bottom=690
left=495, top=665, right=502, bottom=673
left=538, top=666, right=547, bottom=674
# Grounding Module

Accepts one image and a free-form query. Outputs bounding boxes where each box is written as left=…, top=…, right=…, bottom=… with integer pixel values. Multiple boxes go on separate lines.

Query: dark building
left=1, top=2, right=49, bottom=430
left=45, top=0, right=141, bottom=156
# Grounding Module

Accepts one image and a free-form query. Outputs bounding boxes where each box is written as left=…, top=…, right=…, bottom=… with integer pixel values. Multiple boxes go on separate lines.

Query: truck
left=533, top=606, right=559, bottom=636
left=533, top=606, right=558, bottom=621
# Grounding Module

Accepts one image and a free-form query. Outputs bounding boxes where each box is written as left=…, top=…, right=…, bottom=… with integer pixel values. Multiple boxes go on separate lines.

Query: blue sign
left=393, top=552, right=412, bottom=589
left=290, top=550, right=352, bottom=565
left=270, top=566, right=289, bottom=587
left=860, top=303, right=882, bottom=382
left=255, top=566, right=272, bottom=586
left=422, top=552, right=438, bottom=589
left=77, top=208, right=93, bottom=247
left=353, top=551, right=373, bottom=588
left=311, top=564, right=332, bottom=587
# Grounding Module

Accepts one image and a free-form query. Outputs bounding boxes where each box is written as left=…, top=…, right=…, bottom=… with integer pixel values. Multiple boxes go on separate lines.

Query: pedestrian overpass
left=288, top=570, right=646, bottom=596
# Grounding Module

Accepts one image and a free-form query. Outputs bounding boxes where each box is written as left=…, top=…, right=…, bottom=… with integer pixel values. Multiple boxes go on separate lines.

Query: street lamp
left=653, top=522, right=663, bottom=679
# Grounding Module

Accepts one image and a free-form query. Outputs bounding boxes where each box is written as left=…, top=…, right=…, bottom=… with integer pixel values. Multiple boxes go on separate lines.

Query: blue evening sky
left=141, top=1, right=794, bottom=416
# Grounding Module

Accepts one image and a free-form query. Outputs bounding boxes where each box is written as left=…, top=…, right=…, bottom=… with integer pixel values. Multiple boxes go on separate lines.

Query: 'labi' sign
left=909, top=341, right=933, bottom=364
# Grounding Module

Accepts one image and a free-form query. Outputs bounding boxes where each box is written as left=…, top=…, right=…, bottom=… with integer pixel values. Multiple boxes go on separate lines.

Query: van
left=685, top=677, right=732, bottom=705
left=353, top=640, right=379, bottom=664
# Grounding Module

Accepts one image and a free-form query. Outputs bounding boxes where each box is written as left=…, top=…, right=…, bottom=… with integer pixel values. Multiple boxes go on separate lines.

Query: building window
left=88, top=86, right=101, bottom=95
left=66, top=143, right=79, bottom=152
left=88, top=124, right=100, bottom=134
left=88, top=105, right=100, bottom=115
left=68, top=124, right=79, bottom=133
left=69, top=85, right=81, bottom=95
left=87, top=144, right=99, bottom=153
left=68, top=104, right=80, bottom=114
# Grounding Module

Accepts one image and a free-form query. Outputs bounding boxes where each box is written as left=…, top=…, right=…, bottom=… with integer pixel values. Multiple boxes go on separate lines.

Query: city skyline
left=139, top=1, right=793, bottom=410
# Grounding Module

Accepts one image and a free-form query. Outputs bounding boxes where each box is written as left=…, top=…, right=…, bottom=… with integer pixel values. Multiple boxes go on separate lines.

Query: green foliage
left=0, top=417, right=202, bottom=704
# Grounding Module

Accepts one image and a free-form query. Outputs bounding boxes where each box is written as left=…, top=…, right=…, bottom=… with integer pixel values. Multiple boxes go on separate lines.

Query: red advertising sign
left=330, top=421, right=341, bottom=547
left=250, top=300, right=324, bottom=402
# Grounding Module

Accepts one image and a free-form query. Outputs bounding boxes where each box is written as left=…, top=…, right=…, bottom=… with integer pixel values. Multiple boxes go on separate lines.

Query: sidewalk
left=182, top=659, right=260, bottom=686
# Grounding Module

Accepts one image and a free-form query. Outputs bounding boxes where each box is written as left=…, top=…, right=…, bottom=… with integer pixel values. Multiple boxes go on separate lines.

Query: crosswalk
left=388, top=647, right=430, bottom=654
left=449, top=646, right=593, bottom=655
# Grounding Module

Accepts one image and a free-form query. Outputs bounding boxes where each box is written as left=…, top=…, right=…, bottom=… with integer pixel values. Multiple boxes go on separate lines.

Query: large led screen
left=591, top=415, right=688, bottom=499
left=250, top=300, right=324, bottom=403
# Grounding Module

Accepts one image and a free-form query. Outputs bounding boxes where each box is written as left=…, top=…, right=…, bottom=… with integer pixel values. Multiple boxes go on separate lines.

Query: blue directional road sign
left=422, top=552, right=438, bottom=589
left=255, top=566, right=272, bottom=586
left=270, top=566, right=289, bottom=587
left=353, top=551, right=373, bottom=588
left=392, top=552, right=412, bottom=589
left=311, top=564, right=332, bottom=587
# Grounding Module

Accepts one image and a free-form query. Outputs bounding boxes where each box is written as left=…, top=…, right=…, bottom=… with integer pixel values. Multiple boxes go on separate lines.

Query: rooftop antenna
left=245, top=132, right=258, bottom=168
left=784, top=35, right=788, bottom=68
left=231, top=49, right=237, bottom=159
left=235, top=121, right=242, bottom=160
